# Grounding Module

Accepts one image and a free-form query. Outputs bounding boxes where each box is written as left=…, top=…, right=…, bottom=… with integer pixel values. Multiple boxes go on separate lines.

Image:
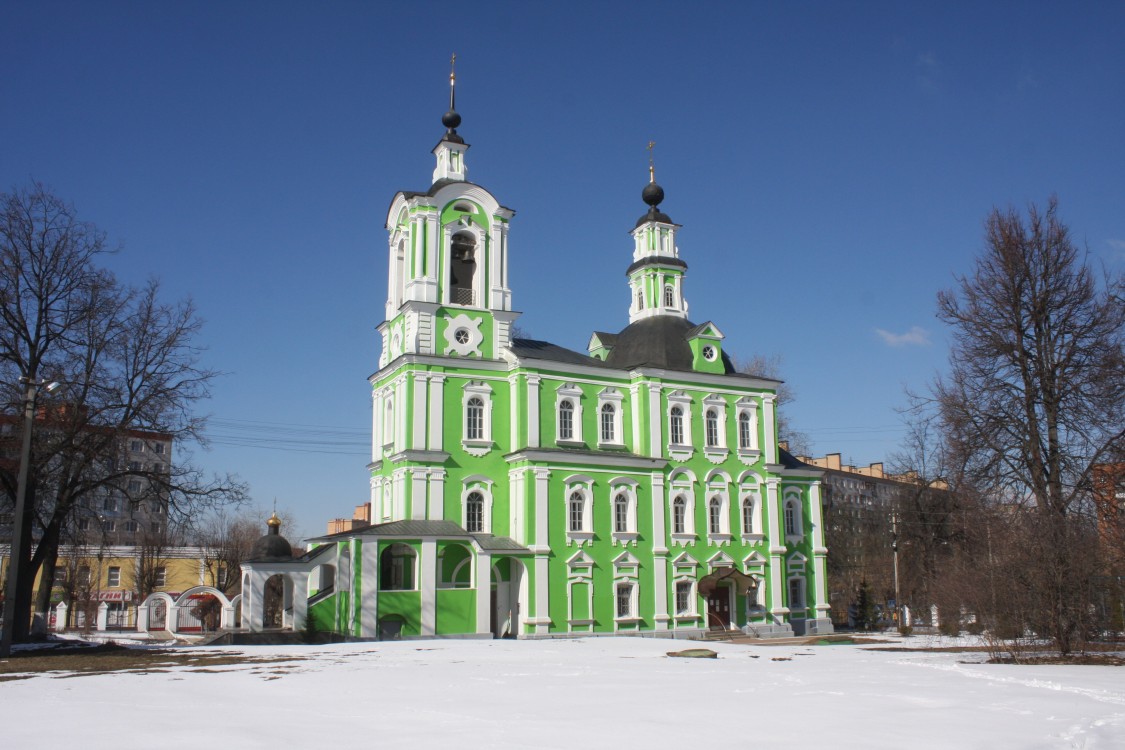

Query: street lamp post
left=1, top=377, right=58, bottom=658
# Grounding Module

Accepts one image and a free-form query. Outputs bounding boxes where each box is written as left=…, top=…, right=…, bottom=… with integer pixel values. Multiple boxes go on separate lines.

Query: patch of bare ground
left=863, top=641, right=1125, bottom=665
left=0, top=642, right=309, bottom=681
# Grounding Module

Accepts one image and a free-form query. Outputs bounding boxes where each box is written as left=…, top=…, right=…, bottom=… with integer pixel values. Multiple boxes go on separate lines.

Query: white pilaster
left=647, top=384, right=662, bottom=458
left=360, top=540, right=379, bottom=638
left=420, top=539, right=437, bottom=636
left=762, top=393, right=777, bottom=463
left=428, top=469, right=446, bottom=521
left=428, top=374, right=445, bottom=451
left=766, top=478, right=786, bottom=616
left=412, top=373, right=428, bottom=450
left=475, top=552, right=492, bottom=635
left=411, top=470, right=428, bottom=520
left=526, top=375, right=541, bottom=448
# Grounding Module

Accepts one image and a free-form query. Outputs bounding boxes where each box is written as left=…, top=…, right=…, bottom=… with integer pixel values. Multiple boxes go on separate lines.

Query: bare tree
left=193, top=510, right=262, bottom=597
left=732, top=353, right=811, bottom=455
left=932, top=197, right=1125, bottom=653
left=0, top=182, right=246, bottom=642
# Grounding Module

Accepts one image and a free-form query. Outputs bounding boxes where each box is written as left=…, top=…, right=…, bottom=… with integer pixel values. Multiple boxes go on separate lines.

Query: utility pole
left=892, top=509, right=902, bottom=631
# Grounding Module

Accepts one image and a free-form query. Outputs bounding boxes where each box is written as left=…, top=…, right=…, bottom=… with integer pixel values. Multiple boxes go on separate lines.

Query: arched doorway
left=490, top=558, right=526, bottom=638
left=263, top=574, right=288, bottom=629
left=449, top=230, right=476, bottom=305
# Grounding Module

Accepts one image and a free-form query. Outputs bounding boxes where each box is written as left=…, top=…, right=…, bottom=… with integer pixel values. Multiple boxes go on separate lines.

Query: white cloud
left=876, top=326, right=931, bottom=347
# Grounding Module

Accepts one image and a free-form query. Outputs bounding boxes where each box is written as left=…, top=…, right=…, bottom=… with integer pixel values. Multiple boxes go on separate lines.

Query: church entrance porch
left=699, top=566, right=758, bottom=632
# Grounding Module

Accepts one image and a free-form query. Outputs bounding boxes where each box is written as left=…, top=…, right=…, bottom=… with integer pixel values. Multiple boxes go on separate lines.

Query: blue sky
left=3, top=2, right=1123, bottom=540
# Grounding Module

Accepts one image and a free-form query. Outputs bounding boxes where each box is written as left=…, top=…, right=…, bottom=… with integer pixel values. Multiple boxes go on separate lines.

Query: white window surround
left=702, top=394, right=729, bottom=463
left=673, top=578, right=698, bottom=618
left=610, top=480, right=639, bottom=544
left=668, top=471, right=697, bottom=544
left=615, top=580, right=640, bottom=622
left=566, top=550, right=595, bottom=626
left=596, top=388, right=625, bottom=447
left=382, top=390, right=395, bottom=449
left=783, top=490, right=804, bottom=542
left=461, top=381, right=494, bottom=456
left=555, top=383, right=585, bottom=445
left=564, top=476, right=594, bottom=544
left=707, top=493, right=731, bottom=542
left=461, top=479, right=493, bottom=533
left=666, top=391, right=694, bottom=457
left=739, top=486, right=765, bottom=541
left=788, top=576, right=807, bottom=613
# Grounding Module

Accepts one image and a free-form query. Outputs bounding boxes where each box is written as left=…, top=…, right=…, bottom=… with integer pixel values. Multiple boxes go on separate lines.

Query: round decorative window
left=454, top=328, right=471, bottom=345
left=702, top=345, right=717, bottom=361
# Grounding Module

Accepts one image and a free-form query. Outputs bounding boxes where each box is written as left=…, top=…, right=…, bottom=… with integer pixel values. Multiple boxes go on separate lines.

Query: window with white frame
left=383, top=397, right=394, bottom=447
left=555, top=383, right=584, bottom=444
left=107, top=567, right=121, bottom=587
left=616, top=581, right=635, bottom=619
left=669, top=405, right=685, bottom=445
left=597, top=388, right=624, bottom=446
left=784, top=492, right=803, bottom=540
left=702, top=395, right=728, bottom=453
left=675, top=580, right=695, bottom=615
left=705, top=408, right=720, bottom=447
left=788, top=576, right=806, bottom=612
left=635, top=288, right=643, bottom=310
left=569, top=491, right=585, bottom=532
left=462, top=382, right=494, bottom=453
left=465, top=397, right=485, bottom=440
left=672, top=495, right=688, bottom=535
left=465, top=491, right=484, bottom=533
left=610, top=482, right=639, bottom=543
left=708, top=496, right=723, bottom=535
left=738, top=409, right=756, bottom=450
left=614, top=493, right=629, bottom=533
left=664, top=285, right=674, bottom=307
left=742, top=495, right=756, bottom=535
left=564, top=479, right=594, bottom=543
left=154, top=566, right=167, bottom=588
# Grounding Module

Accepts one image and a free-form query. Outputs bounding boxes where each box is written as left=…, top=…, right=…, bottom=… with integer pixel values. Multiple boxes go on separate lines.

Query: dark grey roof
left=510, top=338, right=609, bottom=368
left=685, top=321, right=717, bottom=338
left=473, top=534, right=532, bottom=552
left=778, top=447, right=811, bottom=470
left=248, top=530, right=295, bottom=563
left=389, top=180, right=515, bottom=222
left=604, top=316, right=736, bottom=374
left=634, top=206, right=678, bottom=228
left=625, top=256, right=688, bottom=275
left=590, top=331, right=618, bottom=347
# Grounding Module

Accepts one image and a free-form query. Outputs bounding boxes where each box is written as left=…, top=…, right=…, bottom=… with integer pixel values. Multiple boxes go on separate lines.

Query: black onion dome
left=249, top=513, right=294, bottom=562
left=636, top=181, right=672, bottom=227
left=604, top=317, right=734, bottom=373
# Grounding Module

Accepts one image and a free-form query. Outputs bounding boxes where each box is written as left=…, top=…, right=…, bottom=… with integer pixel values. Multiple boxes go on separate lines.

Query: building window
left=107, top=567, right=121, bottom=587
left=614, top=493, right=629, bottom=533
left=77, top=518, right=89, bottom=531
left=742, top=496, right=755, bottom=535
left=705, top=408, right=720, bottom=448
left=635, top=288, right=643, bottom=310
left=672, top=496, right=687, bottom=535
left=597, top=388, right=624, bottom=446
left=380, top=543, right=417, bottom=591
left=738, top=411, right=753, bottom=449
left=709, top=496, right=723, bottom=535
left=77, top=566, right=91, bottom=586
left=129, top=461, right=141, bottom=471
left=127, top=480, right=141, bottom=493
left=784, top=495, right=803, bottom=539
left=664, top=285, right=674, bottom=307
left=600, top=403, right=616, bottom=443
left=123, top=520, right=138, bottom=534
left=569, top=491, right=585, bottom=533
left=154, top=443, right=165, bottom=455
left=466, top=397, right=484, bottom=440
left=384, top=399, right=394, bottom=446
left=130, top=440, right=142, bottom=452
left=670, top=406, right=684, bottom=445
left=103, top=496, right=117, bottom=512
left=465, top=491, right=484, bottom=533
left=675, top=580, right=694, bottom=615
left=154, top=567, right=167, bottom=588
left=558, top=400, right=574, bottom=440
left=788, top=577, right=806, bottom=611
left=103, top=520, right=115, bottom=533
left=616, top=582, right=635, bottom=618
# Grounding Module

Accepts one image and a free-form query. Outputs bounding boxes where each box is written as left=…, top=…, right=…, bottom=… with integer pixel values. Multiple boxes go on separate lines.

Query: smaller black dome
left=442, top=109, right=461, bottom=130
left=642, top=181, right=664, bottom=207
left=249, top=513, right=294, bottom=562
left=635, top=206, right=674, bottom=228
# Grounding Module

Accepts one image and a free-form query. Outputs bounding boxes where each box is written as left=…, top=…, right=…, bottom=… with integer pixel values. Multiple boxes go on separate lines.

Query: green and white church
left=240, top=75, right=833, bottom=640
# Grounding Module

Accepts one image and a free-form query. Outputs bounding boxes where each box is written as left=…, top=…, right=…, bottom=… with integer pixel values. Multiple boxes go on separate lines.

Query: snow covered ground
left=3, top=636, right=1123, bottom=748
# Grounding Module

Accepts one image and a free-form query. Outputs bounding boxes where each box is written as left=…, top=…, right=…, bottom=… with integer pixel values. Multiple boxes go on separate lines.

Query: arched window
left=380, top=543, right=416, bottom=591
left=670, top=406, right=684, bottom=445
left=465, top=491, right=484, bottom=533
left=705, top=408, right=720, bottom=448
left=784, top=498, right=801, bottom=537
left=709, top=496, right=722, bottom=535
left=742, top=496, right=755, bottom=534
left=738, top=411, right=753, bottom=449
left=614, top=493, right=629, bottom=533
left=559, top=400, right=574, bottom=440
left=383, top=399, right=394, bottom=445
left=449, top=231, right=476, bottom=305
left=672, top=496, right=687, bottom=535
left=569, top=491, right=586, bottom=532
left=664, top=285, right=674, bottom=307
left=466, top=397, right=484, bottom=440
left=600, top=403, right=616, bottom=443
left=635, top=288, right=643, bottom=310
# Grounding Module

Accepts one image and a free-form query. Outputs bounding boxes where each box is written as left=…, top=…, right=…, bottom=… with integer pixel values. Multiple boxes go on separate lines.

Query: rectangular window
left=77, top=567, right=91, bottom=586
left=123, top=520, right=138, bottom=533
left=154, top=567, right=167, bottom=588
left=154, top=443, right=166, bottom=455
left=130, top=440, right=142, bottom=452
left=107, top=567, right=121, bottom=587
left=129, top=461, right=141, bottom=471
left=102, top=520, right=115, bottom=533
left=675, top=581, right=693, bottom=615
left=103, top=496, right=117, bottom=512
left=77, top=518, right=90, bottom=531
left=616, top=583, right=633, bottom=618
left=128, top=480, right=142, bottom=493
